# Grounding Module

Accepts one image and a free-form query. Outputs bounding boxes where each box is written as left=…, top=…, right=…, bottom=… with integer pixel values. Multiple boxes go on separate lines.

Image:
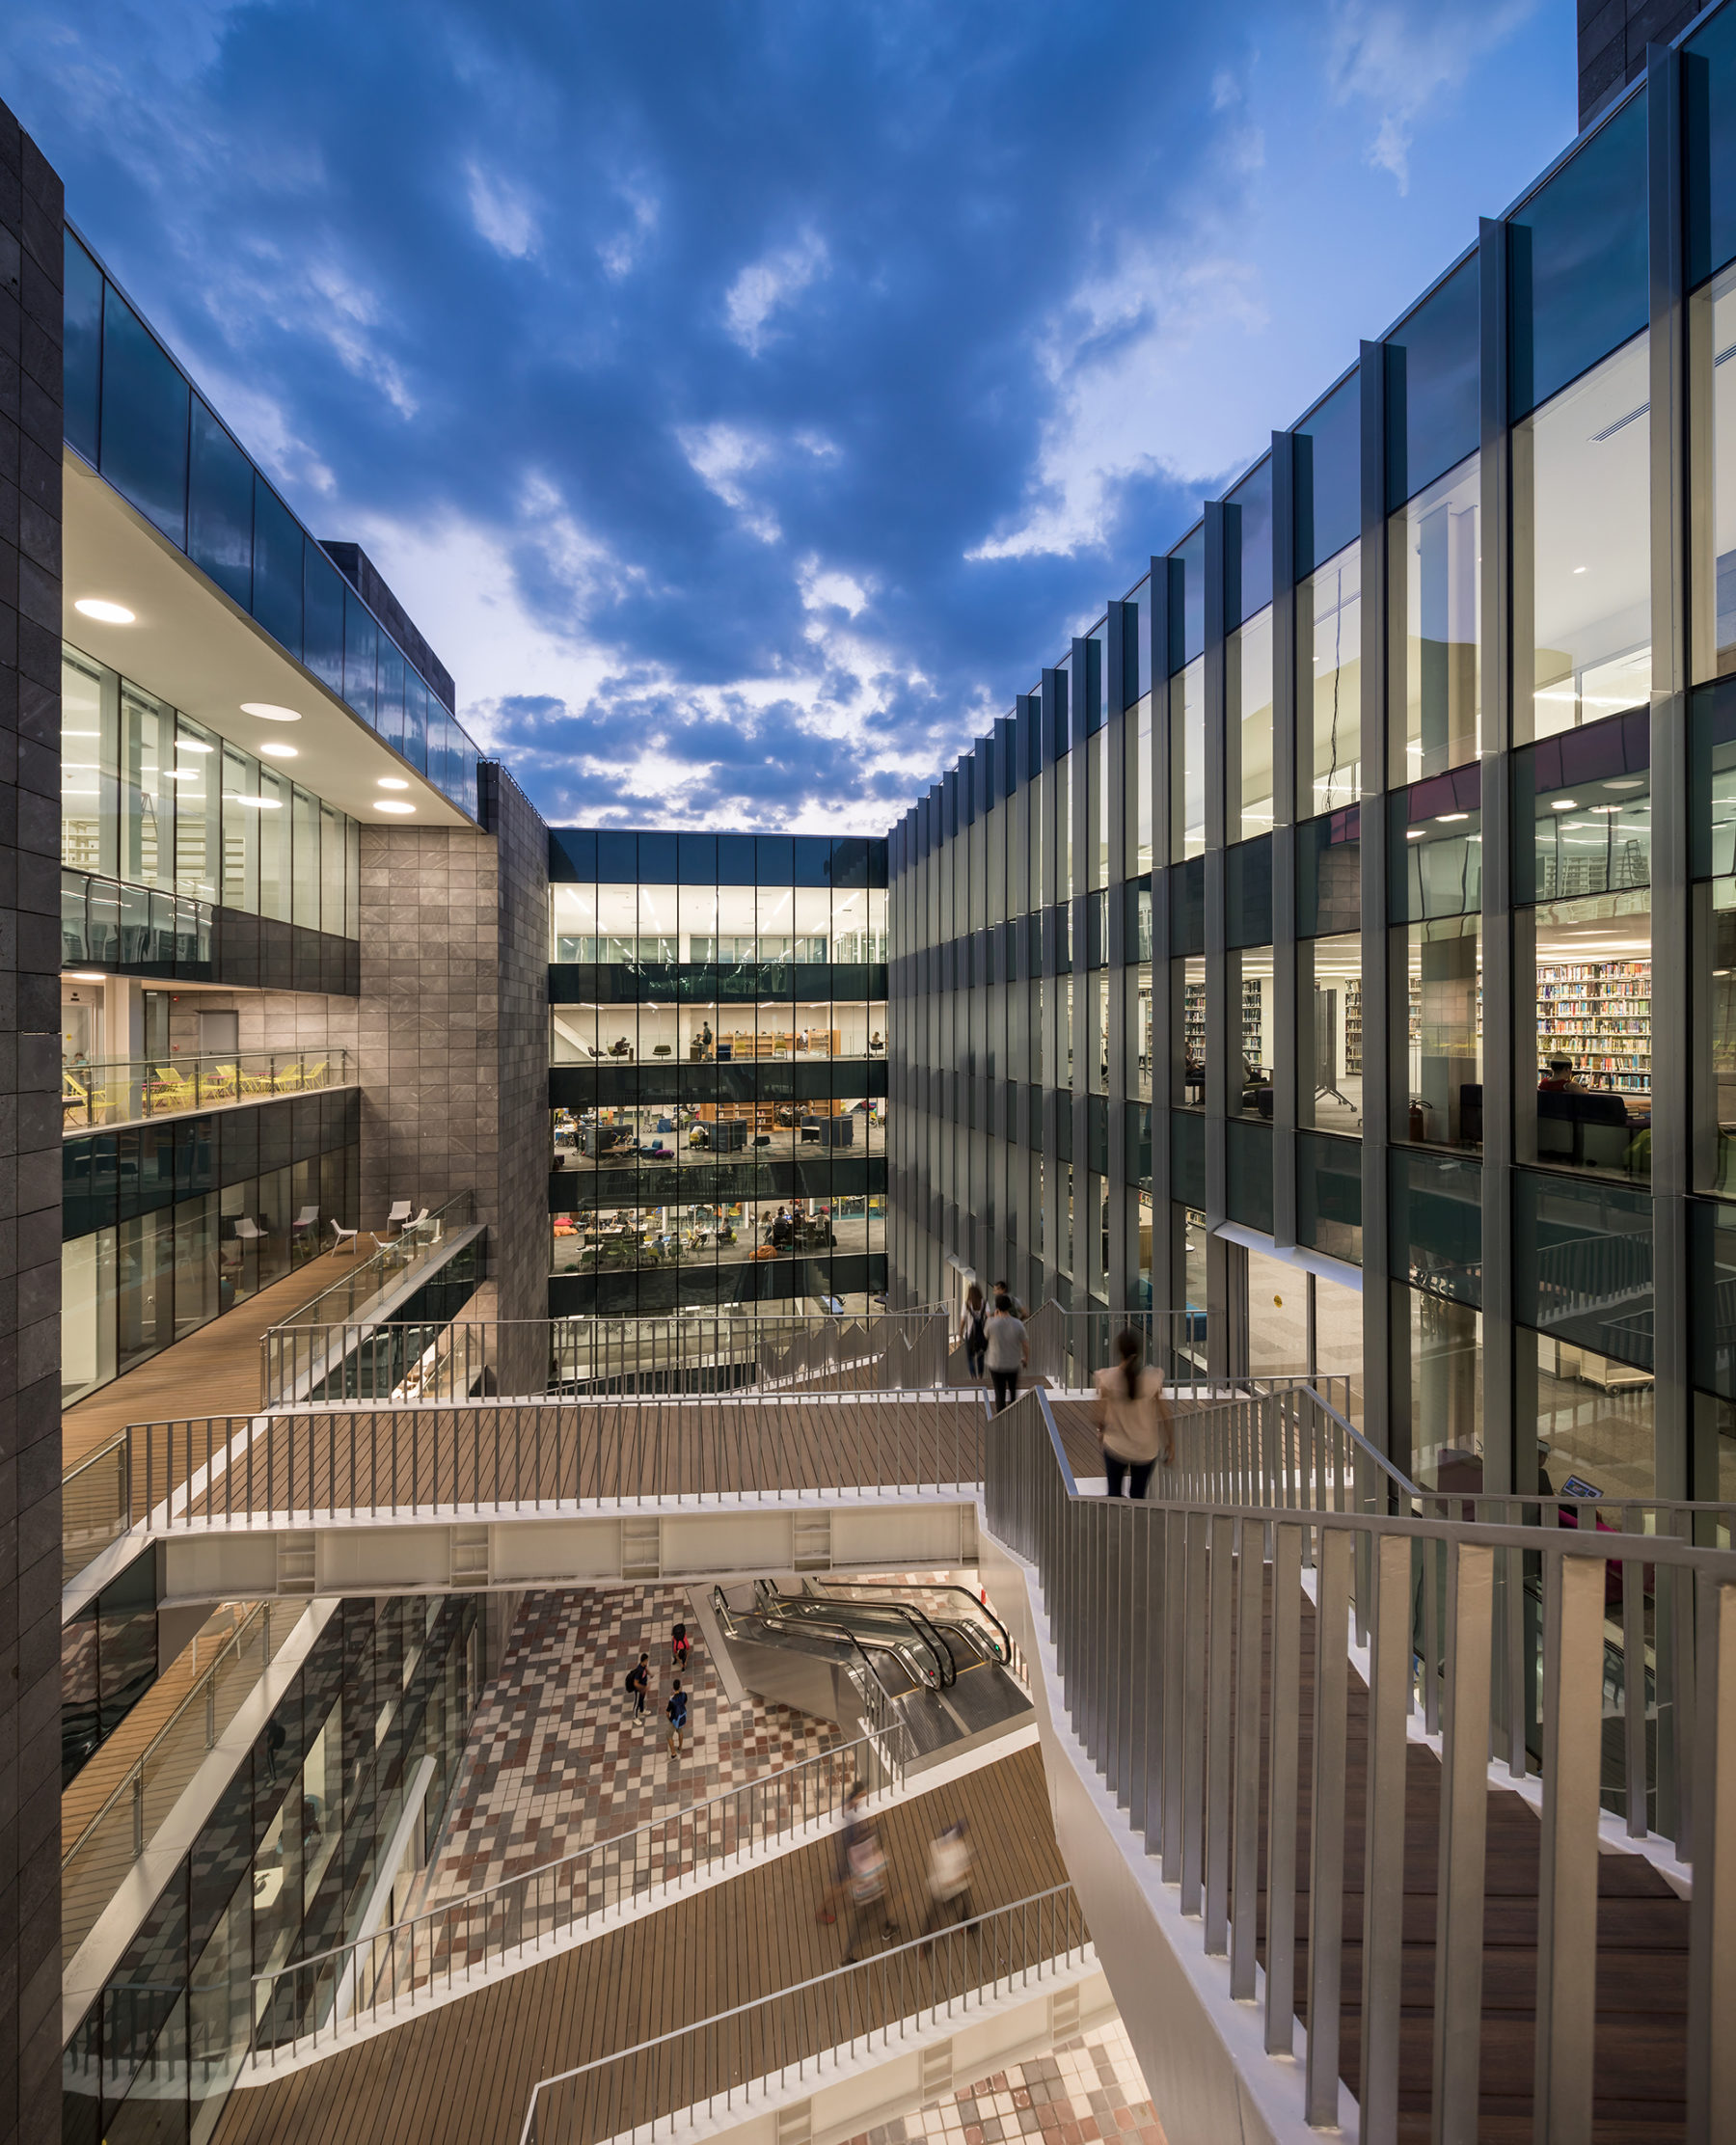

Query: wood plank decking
left=64, top=1250, right=356, bottom=1469
left=213, top=1745, right=1068, bottom=2145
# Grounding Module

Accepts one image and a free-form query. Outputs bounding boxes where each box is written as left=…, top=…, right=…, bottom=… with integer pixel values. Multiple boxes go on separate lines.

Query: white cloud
left=723, top=228, right=828, bottom=356
left=599, top=182, right=660, bottom=279
left=1326, top=0, right=1541, bottom=194
left=466, top=159, right=540, bottom=258
left=967, top=243, right=1268, bottom=563
left=676, top=422, right=782, bottom=543
left=798, top=555, right=870, bottom=618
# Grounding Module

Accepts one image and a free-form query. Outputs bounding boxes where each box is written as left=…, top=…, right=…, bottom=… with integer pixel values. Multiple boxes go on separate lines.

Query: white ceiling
left=61, top=453, right=474, bottom=828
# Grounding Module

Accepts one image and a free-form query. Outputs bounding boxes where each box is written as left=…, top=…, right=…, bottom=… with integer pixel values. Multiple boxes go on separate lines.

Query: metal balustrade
left=518, top=1884, right=1091, bottom=2145
left=257, top=1302, right=1310, bottom=1410
left=982, top=1387, right=1736, bottom=2135
left=252, top=1727, right=909, bottom=2061
left=63, top=1431, right=130, bottom=1586
left=63, top=1602, right=298, bottom=1958
left=113, top=1390, right=992, bottom=1531
left=61, top=1047, right=353, bottom=1130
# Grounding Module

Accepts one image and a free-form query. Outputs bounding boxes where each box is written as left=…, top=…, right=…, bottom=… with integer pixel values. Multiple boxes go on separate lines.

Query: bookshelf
left=1182, top=979, right=1206, bottom=1071
left=1535, top=959, right=1651, bottom=1093
left=1343, top=979, right=1363, bottom=1075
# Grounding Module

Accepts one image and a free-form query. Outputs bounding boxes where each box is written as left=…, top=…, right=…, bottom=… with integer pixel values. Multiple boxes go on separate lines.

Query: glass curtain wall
left=63, top=645, right=362, bottom=938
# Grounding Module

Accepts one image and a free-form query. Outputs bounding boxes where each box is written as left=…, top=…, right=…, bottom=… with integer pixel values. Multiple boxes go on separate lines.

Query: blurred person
left=919, top=1820, right=973, bottom=1948
left=817, top=1779, right=869, bottom=1926
left=1092, top=1330, right=1173, bottom=1499
left=985, top=1293, right=1029, bottom=1414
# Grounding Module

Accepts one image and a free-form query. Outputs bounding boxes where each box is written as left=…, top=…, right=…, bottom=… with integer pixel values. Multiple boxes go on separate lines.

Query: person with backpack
left=1091, top=1329, right=1174, bottom=1499
left=665, top=1678, right=690, bottom=1756
left=671, top=1620, right=691, bottom=1671
left=624, top=1652, right=650, bottom=1722
left=842, top=1811, right=897, bottom=1963
left=958, top=1283, right=989, bottom=1383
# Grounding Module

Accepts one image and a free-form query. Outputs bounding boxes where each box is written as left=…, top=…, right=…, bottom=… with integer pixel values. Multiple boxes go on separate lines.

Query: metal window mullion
left=1270, top=428, right=1300, bottom=1251
left=1478, top=212, right=1517, bottom=1498
left=1203, top=505, right=1230, bottom=1326
left=1649, top=42, right=1693, bottom=1501
left=1358, top=338, right=1397, bottom=1474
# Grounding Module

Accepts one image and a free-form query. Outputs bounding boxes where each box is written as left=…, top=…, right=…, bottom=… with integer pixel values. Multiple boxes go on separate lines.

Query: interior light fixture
left=74, top=598, right=136, bottom=624
left=240, top=702, right=303, bottom=722
left=63, top=730, right=100, bottom=738
left=1573, top=566, right=1588, bottom=575
left=372, top=800, right=416, bottom=815
left=1590, top=803, right=1622, bottom=815
left=68, top=971, right=106, bottom=983
left=166, top=769, right=200, bottom=781
left=227, top=795, right=283, bottom=809
left=376, top=776, right=410, bottom=791
left=1405, top=828, right=1425, bottom=840
left=1435, top=811, right=1469, bottom=824
left=1550, top=799, right=1579, bottom=811
left=1606, top=778, right=1645, bottom=791
left=259, top=743, right=299, bottom=759
left=176, top=739, right=212, bottom=753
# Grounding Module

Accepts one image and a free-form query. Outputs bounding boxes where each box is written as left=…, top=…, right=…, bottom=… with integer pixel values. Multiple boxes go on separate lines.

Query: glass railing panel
left=61, top=1048, right=354, bottom=1129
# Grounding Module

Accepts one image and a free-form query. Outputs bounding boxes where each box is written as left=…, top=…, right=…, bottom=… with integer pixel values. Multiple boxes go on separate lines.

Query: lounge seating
left=330, top=1220, right=359, bottom=1255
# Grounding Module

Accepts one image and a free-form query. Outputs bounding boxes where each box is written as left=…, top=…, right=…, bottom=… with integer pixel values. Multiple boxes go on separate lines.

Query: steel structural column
left=1151, top=562, right=1178, bottom=1319
left=1271, top=429, right=1301, bottom=1251
left=1479, top=214, right=1518, bottom=1497
left=1359, top=339, right=1399, bottom=1473
left=1650, top=42, right=1693, bottom=1501
left=1203, top=502, right=1237, bottom=1377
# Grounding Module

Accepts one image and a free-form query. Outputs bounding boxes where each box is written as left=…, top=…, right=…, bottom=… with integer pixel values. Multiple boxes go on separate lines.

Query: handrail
left=63, top=1602, right=278, bottom=1869
left=62, top=1430, right=131, bottom=1585
left=983, top=1387, right=1736, bottom=2135
left=756, top=1586, right=957, bottom=1689
left=271, top=1188, right=479, bottom=1336
left=817, top=1578, right=1014, bottom=1666
left=723, top=1588, right=928, bottom=1704
left=249, top=1725, right=909, bottom=2060
left=517, top=1882, right=1090, bottom=2145
left=61, top=1046, right=352, bottom=1130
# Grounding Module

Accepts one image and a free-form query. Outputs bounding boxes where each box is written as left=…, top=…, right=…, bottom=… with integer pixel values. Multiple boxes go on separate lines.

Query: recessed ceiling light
left=372, top=800, right=416, bottom=815
left=1573, top=566, right=1587, bottom=575
left=175, top=739, right=212, bottom=753
left=227, top=794, right=283, bottom=809
left=1435, top=811, right=1469, bottom=824
left=1550, top=799, right=1578, bottom=811
left=64, top=730, right=100, bottom=738
left=240, top=702, right=303, bottom=722
left=1605, top=778, right=1645, bottom=791
left=259, top=743, right=299, bottom=759
left=376, top=776, right=410, bottom=791
left=67, top=970, right=106, bottom=983
left=1405, top=828, right=1425, bottom=840
left=74, top=598, right=135, bottom=624
left=166, top=769, right=200, bottom=781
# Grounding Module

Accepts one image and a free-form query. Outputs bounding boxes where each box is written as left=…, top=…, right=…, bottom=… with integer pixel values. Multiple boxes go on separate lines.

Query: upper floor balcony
left=62, top=1048, right=354, bottom=1132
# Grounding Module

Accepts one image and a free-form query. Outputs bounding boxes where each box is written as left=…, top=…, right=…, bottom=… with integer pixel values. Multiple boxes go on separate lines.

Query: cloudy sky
left=4, top=1, right=1575, bottom=831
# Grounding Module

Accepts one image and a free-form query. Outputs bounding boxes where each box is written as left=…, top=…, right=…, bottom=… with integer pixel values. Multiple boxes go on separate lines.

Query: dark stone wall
left=1579, top=0, right=1698, bottom=130
left=0, top=95, right=63, bottom=2145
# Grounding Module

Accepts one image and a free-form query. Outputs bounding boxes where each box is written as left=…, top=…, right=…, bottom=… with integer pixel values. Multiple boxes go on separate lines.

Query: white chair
left=292, top=1205, right=319, bottom=1236
left=330, top=1220, right=359, bottom=1256
left=233, top=1217, right=264, bottom=1247
left=384, top=1200, right=412, bottom=1234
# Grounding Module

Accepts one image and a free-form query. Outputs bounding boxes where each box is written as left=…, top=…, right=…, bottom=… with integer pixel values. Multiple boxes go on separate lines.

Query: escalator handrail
left=817, top=1579, right=1014, bottom=1668
left=765, top=1590, right=954, bottom=1689
left=733, top=1604, right=935, bottom=1701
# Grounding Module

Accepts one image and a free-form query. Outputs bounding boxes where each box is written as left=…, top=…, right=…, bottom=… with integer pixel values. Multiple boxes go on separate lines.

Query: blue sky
left=4, top=1, right=1577, bottom=832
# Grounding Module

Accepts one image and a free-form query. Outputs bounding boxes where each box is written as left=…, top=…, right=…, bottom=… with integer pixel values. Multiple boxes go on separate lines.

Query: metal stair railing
left=251, top=1726, right=909, bottom=2062
left=982, top=1386, right=1736, bottom=2139
left=517, top=1883, right=1091, bottom=2145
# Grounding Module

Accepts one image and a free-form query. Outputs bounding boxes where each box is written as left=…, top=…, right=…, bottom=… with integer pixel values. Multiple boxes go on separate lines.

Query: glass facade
left=62, top=1091, right=360, bottom=1403
left=885, top=36, right=1736, bottom=1498
left=63, top=1593, right=478, bottom=2145
left=548, top=831, right=890, bottom=1314
left=64, top=228, right=481, bottom=819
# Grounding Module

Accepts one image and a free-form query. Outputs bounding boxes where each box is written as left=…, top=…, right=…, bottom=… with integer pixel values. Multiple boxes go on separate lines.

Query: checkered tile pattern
left=845, top=2020, right=1162, bottom=2145
left=420, top=1584, right=844, bottom=1909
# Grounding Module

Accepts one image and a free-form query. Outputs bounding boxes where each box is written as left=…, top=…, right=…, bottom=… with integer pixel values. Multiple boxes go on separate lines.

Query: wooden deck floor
left=64, top=1250, right=357, bottom=1469
left=214, top=1744, right=1068, bottom=2145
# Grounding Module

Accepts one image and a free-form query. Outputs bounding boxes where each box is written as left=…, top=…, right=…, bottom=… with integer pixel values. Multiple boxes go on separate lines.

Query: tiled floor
left=842, top=2017, right=1163, bottom=2145
left=418, top=1583, right=844, bottom=1909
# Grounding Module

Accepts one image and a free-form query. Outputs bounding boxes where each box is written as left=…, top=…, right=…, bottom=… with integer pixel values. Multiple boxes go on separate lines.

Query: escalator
left=709, top=1576, right=1033, bottom=1774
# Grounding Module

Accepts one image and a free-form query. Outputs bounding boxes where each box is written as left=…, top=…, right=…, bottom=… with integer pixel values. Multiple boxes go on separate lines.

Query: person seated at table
left=771, top=1208, right=794, bottom=1250
left=1538, top=1056, right=1582, bottom=1093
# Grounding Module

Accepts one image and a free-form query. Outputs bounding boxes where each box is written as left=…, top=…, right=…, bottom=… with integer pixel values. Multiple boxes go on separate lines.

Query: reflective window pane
left=100, top=286, right=188, bottom=546
left=1297, top=540, right=1362, bottom=816
left=1294, top=370, right=1360, bottom=576
left=1229, top=606, right=1273, bottom=840
left=1385, top=257, right=1479, bottom=509
left=1390, top=454, right=1480, bottom=780
left=188, top=400, right=253, bottom=611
